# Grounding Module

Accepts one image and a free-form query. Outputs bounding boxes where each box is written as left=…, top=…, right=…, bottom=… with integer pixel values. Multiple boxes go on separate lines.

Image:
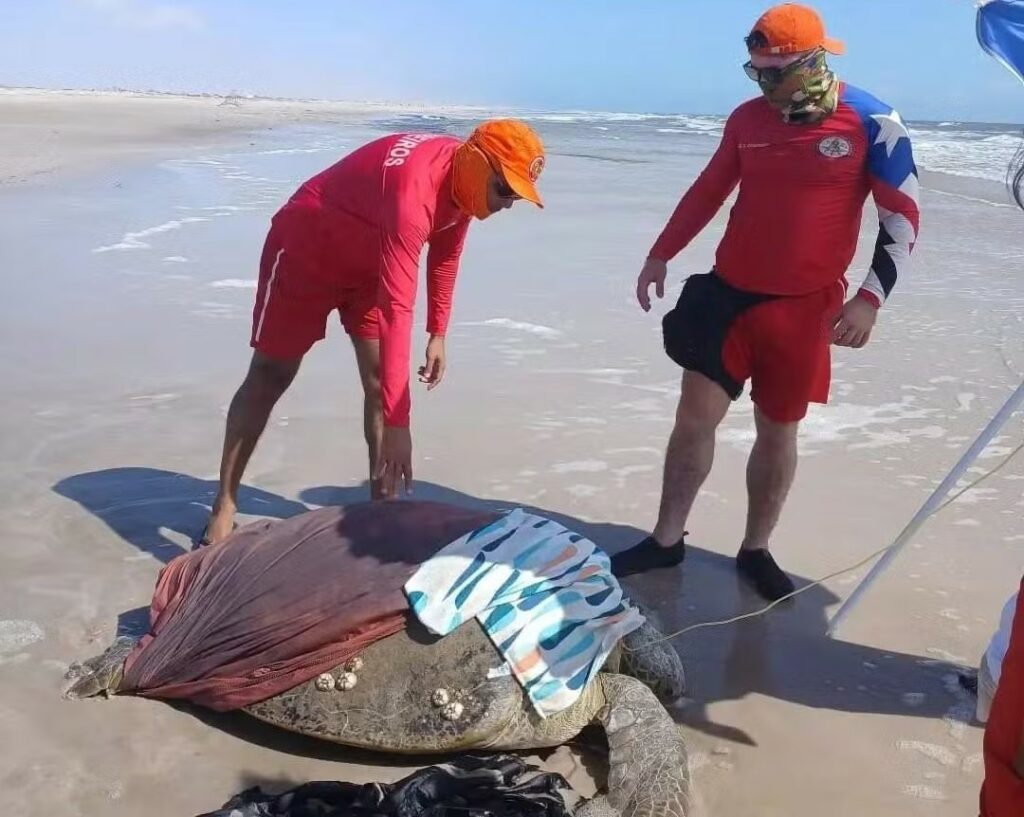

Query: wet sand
left=2, top=89, right=1022, bottom=815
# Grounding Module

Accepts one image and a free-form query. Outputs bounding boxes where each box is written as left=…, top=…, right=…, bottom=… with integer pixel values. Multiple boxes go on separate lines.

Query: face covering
left=758, top=50, right=839, bottom=124
left=451, top=141, right=494, bottom=220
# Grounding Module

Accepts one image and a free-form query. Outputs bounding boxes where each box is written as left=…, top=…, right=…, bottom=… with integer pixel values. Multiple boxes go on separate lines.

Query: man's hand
left=418, top=335, right=446, bottom=391
left=832, top=296, right=878, bottom=348
left=376, top=426, right=413, bottom=498
left=636, top=258, right=668, bottom=312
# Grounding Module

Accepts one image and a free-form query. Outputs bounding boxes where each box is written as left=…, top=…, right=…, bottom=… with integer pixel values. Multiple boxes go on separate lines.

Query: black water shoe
left=736, top=549, right=795, bottom=601
left=610, top=534, right=687, bottom=578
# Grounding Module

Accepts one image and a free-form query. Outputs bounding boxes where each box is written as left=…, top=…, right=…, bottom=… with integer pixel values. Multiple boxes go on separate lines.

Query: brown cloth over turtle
left=121, top=502, right=498, bottom=711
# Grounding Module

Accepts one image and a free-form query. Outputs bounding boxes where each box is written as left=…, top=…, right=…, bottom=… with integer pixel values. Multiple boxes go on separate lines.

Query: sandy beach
left=1, top=88, right=1022, bottom=816
left=0, top=88, right=489, bottom=186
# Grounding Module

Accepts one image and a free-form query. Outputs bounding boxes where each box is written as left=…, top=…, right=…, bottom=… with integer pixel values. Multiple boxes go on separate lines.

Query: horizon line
left=2, top=83, right=1022, bottom=129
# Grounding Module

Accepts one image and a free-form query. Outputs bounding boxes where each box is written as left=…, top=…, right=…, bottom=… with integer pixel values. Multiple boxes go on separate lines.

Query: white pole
left=828, top=380, right=1024, bottom=636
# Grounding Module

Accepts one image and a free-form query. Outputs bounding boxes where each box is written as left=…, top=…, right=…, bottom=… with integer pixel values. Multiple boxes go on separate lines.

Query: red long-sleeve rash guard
left=650, top=84, right=920, bottom=307
left=283, top=133, right=471, bottom=427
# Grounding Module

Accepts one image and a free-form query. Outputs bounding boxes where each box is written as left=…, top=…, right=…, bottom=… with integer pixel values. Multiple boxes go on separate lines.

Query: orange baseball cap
left=746, top=3, right=845, bottom=57
left=468, top=119, right=545, bottom=208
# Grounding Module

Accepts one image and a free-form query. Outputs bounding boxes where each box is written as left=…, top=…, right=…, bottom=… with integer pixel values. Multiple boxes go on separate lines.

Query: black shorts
left=661, top=271, right=776, bottom=399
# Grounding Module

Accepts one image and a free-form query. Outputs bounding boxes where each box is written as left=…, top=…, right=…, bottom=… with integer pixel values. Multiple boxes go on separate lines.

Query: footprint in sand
left=957, top=393, right=976, bottom=412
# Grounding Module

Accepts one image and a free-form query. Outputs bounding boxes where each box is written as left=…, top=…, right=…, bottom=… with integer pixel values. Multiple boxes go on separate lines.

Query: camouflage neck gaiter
left=779, top=51, right=839, bottom=124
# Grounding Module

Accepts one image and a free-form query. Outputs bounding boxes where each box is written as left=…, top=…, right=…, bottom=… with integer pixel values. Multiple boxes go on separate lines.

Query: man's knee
left=674, top=371, right=731, bottom=436
left=351, top=338, right=382, bottom=402
left=753, top=407, right=800, bottom=448
left=245, top=353, right=300, bottom=400
left=363, top=369, right=381, bottom=401
left=672, top=404, right=720, bottom=441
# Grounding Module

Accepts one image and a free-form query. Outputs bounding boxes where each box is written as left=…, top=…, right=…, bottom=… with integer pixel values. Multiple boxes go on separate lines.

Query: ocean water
left=5, top=95, right=1023, bottom=456
left=5, top=85, right=1019, bottom=183
left=353, top=98, right=1023, bottom=184
left=397, top=108, right=1024, bottom=185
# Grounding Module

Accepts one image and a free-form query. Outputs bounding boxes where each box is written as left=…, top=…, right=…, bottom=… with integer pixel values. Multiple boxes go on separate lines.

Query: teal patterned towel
left=404, top=508, right=644, bottom=717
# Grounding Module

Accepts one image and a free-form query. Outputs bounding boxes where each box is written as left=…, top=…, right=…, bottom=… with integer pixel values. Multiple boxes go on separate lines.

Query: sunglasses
left=491, top=174, right=520, bottom=200
left=480, top=153, right=521, bottom=200
left=742, top=48, right=822, bottom=86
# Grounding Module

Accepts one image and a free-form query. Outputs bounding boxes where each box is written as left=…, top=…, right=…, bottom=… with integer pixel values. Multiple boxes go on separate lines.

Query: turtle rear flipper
left=574, top=796, right=619, bottom=817
left=63, top=636, right=137, bottom=700
left=593, top=673, right=691, bottom=817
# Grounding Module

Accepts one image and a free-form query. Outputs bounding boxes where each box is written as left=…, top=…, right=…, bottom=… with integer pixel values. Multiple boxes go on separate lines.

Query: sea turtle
left=64, top=503, right=691, bottom=817
left=67, top=618, right=690, bottom=816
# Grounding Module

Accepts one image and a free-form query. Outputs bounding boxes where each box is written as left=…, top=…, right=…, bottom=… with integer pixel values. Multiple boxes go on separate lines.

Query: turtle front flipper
left=586, top=673, right=691, bottom=817
left=63, top=636, right=137, bottom=700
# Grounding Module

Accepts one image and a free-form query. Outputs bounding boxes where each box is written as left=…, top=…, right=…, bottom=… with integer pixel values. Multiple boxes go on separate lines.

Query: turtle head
left=62, top=636, right=137, bottom=700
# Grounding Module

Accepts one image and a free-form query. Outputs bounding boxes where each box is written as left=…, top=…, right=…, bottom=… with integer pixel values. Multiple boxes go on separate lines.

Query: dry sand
left=2, top=88, right=1022, bottom=816
left=0, top=88, right=486, bottom=187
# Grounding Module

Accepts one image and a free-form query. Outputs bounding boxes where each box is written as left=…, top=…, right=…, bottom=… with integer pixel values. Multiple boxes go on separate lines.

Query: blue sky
left=2, top=0, right=1021, bottom=122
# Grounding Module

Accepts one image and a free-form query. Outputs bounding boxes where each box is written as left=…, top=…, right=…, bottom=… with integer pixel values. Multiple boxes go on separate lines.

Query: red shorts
left=722, top=280, right=845, bottom=423
left=250, top=221, right=379, bottom=360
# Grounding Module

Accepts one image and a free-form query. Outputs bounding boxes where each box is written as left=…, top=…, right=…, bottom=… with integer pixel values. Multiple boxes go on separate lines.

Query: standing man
left=201, top=120, right=546, bottom=546
left=612, top=3, right=920, bottom=600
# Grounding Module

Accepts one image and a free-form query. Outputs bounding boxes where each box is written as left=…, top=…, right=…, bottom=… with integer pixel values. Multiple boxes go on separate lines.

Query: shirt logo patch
left=818, top=136, right=852, bottom=159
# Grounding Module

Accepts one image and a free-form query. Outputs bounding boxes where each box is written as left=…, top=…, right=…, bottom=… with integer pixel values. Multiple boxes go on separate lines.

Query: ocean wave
left=553, top=151, right=651, bottom=164
left=461, top=318, right=562, bottom=339
left=252, top=147, right=336, bottom=156
left=11, top=82, right=1014, bottom=187
left=912, top=128, right=1021, bottom=183
left=519, top=111, right=675, bottom=123
left=368, top=115, right=460, bottom=134
left=93, top=217, right=209, bottom=253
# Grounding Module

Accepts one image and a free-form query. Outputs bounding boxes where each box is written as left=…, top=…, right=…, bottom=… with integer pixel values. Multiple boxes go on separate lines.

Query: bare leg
left=351, top=336, right=384, bottom=500
left=735, top=406, right=799, bottom=601
left=740, top=407, right=799, bottom=552
left=205, top=352, right=301, bottom=543
left=611, top=371, right=729, bottom=578
left=651, top=370, right=731, bottom=547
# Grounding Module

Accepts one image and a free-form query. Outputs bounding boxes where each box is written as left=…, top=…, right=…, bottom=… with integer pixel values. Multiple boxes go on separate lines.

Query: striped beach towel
left=404, top=508, right=644, bottom=717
